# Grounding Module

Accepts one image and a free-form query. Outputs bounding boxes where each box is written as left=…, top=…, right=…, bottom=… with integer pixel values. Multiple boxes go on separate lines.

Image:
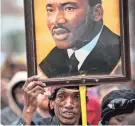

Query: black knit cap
left=101, top=89, right=135, bottom=125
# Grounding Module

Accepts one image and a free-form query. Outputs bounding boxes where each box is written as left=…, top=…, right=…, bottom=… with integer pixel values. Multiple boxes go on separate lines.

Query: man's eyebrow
left=46, top=4, right=53, bottom=8
left=61, top=2, right=78, bottom=7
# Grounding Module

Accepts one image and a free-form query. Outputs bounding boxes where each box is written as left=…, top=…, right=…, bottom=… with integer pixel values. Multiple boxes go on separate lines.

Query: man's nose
left=53, top=11, right=67, bottom=25
left=65, top=97, right=74, bottom=108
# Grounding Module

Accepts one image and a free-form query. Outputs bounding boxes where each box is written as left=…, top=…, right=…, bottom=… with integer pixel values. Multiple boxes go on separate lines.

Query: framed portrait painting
left=24, top=0, right=131, bottom=86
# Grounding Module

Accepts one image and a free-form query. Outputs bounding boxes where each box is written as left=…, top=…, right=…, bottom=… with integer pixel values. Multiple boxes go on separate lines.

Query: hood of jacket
left=7, top=71, right=27, bottom=116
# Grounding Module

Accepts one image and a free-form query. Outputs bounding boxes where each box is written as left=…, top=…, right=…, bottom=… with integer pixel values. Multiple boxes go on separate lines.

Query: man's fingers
left=23, top=80, right=45, bottom=91
left=23, top=75, right=41, bottom=89
left=27, top=81, right=45, bottom=90
left=35, top=89, right=45, bottom=95
left=28, top=89, right=45, bottom=99
left=27, top=75, right=41, bottom=83
left=24, top=85, right=45, bottom=99
left=32, top=81, right=46, bottom=87
left=29, top=85, right=45, bottom=93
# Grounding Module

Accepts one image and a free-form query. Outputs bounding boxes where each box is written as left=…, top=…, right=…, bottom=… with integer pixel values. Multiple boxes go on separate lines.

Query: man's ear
left=92, top=4, right=103, bottom=22
left=49, top=100, right=54, bottom=110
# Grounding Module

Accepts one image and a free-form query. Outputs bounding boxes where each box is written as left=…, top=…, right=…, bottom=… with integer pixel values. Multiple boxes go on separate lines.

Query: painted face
left=108, top=111, right=135, bottom=125
left=51, top=88, right=81, bottom=125
left=46, top=0, right=93, bottom=49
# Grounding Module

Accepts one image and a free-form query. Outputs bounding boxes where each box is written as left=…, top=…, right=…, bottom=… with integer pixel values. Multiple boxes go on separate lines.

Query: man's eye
left=47, top=9, right=54, bottom=13
left=57, top=95, right=65, bottom=100
left=65, top=7, right=75, bottom=11
left=75, top=94, right=80, bottom=100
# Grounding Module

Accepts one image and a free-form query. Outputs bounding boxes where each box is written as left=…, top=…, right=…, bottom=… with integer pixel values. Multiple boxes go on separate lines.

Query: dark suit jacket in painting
left=39, top=25, right=121, bottom=78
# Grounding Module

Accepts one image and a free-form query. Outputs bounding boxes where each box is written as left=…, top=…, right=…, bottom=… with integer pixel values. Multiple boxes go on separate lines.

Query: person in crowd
left=17, top=76, right=89, bottom=125
left=1, top=78, right=9, bottom=108
left=87, top=96, right=101, bottom=125
left=33, top=87, right=51, bottom=119
left=1, top=55, right=27, bottom=80
left=1, top=71, right=27, bottom=125
left=39, top=0, right=120, bottom=77
left=99, top=89, right=135, bottom=125
left=86, top=87, right=101, bottom=125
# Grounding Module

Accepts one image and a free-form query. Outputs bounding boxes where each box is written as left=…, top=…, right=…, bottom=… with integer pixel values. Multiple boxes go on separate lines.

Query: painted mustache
left=52, top=25, right=70, bottom=35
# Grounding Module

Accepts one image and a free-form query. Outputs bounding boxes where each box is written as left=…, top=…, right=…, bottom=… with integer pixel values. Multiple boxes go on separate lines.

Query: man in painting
left=39, top=0, right=120, bottom=77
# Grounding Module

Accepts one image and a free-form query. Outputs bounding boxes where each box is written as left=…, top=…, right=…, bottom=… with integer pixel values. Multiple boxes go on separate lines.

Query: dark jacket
left=17, top=116, right=84, bottom=125
left=39, top=25, right=120, bottom=78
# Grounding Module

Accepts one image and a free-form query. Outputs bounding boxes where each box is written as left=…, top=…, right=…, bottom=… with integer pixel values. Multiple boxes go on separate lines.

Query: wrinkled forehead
left=46, top=0, right=89, bottom=6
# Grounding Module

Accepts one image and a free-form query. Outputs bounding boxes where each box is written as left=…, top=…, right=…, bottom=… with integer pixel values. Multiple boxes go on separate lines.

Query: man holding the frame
left=17, top=76, right=87, bottom=125
left=39, top=0, right=120, bottom=77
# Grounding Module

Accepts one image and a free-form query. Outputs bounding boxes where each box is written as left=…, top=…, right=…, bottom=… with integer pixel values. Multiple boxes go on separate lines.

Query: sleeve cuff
left=17, top=117, right=35, bottom=125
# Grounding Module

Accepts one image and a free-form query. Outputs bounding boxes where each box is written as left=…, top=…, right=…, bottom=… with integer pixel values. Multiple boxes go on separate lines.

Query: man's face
left=46, top=0, right=94, bottom=49
left=51, top=88, right=81, bottom=125
left=108, top=111, right=135, bottom=125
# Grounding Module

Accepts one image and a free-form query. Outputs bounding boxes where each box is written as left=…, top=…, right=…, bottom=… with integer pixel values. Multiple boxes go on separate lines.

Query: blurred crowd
left=1, top=56, right=27, bottom=108
left=1, top=56, right=27, bottom=124
left=1, top=56, right=135, bottom=125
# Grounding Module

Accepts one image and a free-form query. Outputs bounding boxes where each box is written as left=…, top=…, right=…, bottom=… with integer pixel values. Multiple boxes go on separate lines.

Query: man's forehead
left=46, top=0, right=87, bottom=5
left=57, top=88, right=79, bottom=93
left=47, top=0, right=77, bottom=3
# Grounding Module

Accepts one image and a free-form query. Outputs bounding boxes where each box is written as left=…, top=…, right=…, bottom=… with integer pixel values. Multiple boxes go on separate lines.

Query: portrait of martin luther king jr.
left=39, top=0, right=121, bottom=78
